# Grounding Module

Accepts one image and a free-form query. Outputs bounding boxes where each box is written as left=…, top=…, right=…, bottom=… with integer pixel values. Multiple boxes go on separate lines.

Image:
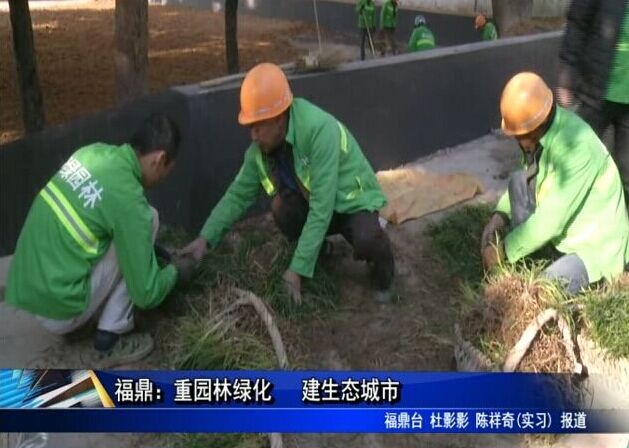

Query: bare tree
left=225, top=0, right=240, bottom=74
left=9, top=0, right=45, bottom=134
left=492, top=0, right=533, bottom=35
left=114, top=0, right=148, bottom=103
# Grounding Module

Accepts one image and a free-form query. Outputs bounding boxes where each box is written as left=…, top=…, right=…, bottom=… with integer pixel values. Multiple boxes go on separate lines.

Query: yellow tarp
left=376, top=168, right=484, bottom=225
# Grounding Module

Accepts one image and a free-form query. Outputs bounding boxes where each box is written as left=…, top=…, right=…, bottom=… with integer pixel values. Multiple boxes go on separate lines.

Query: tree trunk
left=9, top=0, right=45, bottom=134
left=225, top=0, right=240, bottom=74
left=492, top=0, right=533, bottom=35
left=114, top=0, right=148, bottom=103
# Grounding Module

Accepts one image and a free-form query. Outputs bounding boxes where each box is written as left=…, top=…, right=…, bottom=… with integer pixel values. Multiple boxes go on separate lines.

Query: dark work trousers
left=579, top=100, right=629, bottom=189
left=380, top=28, right=397, bottom=56
left=507, top=169, right=589, bottom=295
left=360, top=27, right=375, bottom=60
left=271, top=187, right=395, bottom=290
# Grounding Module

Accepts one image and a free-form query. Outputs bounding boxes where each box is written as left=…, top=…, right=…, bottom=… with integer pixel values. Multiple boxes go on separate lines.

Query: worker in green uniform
left=474, top=13, right=498, bottom=41
left=481, top=72, right=629, bottom=294
left=5, top=114, right=195, bottom=367
left=356, top=0, right=376, bottom=60
left=408, top=15, right=435, bottom=52
left=380, top=0, right=399, bottom=56
left=180, top=63, right=395, bottom=304
left=557, top=0, right=629, bottom=189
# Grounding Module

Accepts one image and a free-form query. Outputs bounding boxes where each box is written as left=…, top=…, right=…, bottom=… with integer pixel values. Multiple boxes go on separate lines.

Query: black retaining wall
left=0, top=32, right=562, bottom=255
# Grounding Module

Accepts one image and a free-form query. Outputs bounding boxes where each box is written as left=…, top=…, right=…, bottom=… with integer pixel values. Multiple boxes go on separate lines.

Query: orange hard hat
left=238, top=63, right=293, bottom=125
left=500, top=72, right=554, bottom=136
left=474, top=13, right=486, bottom=29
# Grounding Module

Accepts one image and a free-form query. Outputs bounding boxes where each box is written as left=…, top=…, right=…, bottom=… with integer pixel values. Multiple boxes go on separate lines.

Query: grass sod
left=426, top=204, right=628, bottom=369
left=426, top=204, right=493, bottom=286
left=187, top=231, right=340, bottom=320
left=157, top=225, right=339, bottom=448
left=583, top=281, right=629, bottom=359
left=160, top=224, right=340, bottom=371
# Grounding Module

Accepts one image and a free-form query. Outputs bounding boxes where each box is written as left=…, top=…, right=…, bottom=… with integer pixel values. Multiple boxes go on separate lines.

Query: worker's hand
left=172, top=253, right=197, bottom=284
left=556, top=87, right=574, bottom=108
left=282, top=269, right=303, bottom=305
left=178, top=236, right=209, bottom=263
left=482, top=240, right=505, bottom=272
left=480, top=213, right=507, bottom=253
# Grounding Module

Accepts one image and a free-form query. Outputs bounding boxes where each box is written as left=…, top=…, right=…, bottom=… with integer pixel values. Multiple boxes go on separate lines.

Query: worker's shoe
left=83, top=332, right=154, bottom=369
left=94, top=329, right=119, bottom=351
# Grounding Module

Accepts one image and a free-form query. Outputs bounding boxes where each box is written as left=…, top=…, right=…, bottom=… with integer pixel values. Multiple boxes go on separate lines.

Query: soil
left=0, top=1, right=330, bottom=144
left=3, top=130, right=623, bottom=446
left=143, top=210, right=520, bottom=448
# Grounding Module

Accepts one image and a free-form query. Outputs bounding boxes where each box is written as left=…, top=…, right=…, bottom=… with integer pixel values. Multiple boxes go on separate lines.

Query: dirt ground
left=0, top=1, right=330, bottom=144
left=1, top=132, right=627, bottom=447
left=0, top=1, right=564, bottom=146
left=0, top=133, right=518, bottom=447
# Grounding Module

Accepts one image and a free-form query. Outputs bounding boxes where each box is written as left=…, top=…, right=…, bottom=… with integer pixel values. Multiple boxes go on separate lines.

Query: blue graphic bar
left=0, top=409, right=627, bottom=433
left=1, top=370, right=627, bottom=433
left=93, top=371, right=573, bottom=408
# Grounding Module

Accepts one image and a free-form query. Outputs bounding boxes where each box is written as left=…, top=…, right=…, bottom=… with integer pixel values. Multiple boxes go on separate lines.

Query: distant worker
left=481, top=72, right=629, bottom=294
left=356, top=0, right=376, bottom=60
left=408, top=15, right=435, bottom=52
left=5, top=114, right=195, bottom=367
left=474, top=12, right=498, bottom=41
left=380, top=0, right=399, bottom=56
left=180, top=63, right=395, bottom=304
left=557, top=0, right=629, bottom=189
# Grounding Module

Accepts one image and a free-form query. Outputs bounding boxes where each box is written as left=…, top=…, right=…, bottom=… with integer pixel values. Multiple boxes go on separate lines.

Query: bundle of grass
left=458, top=263, right=581, bottom=374
left=194, top=221, right=339, bottom=320
left=156, top=220, right=339, bottom=448
left=167, top=285, right=288, bottom=448
left=428, top=206, right=581, bottom=374
left=169, top=284, right=283, bottom=371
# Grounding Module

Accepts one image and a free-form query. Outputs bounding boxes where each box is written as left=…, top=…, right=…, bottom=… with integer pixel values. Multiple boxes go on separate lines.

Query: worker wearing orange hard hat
left=474, top=12, right=498, bottom=41
left=180, top=63, right=395, bottom=304
left=481, top=72, right=629, bottom=294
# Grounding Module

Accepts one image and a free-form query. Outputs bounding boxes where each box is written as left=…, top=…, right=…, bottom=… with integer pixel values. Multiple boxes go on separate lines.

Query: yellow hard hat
left=500, top=72, right=554, bottom=136
left=238, top=63, right=293, bottom=125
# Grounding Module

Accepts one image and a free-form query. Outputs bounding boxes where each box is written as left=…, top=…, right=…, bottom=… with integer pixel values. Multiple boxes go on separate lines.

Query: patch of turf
left=172, top=317, right=277, bottom=370
left=426, top=204, right=493, bottom=285
left=196, top=232, right=339, bottom=319
left=584, top=286, right=629, bottom=359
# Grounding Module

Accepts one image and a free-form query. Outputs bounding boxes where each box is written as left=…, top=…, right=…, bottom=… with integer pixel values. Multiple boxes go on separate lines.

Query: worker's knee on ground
left=352, top=226, right=387, bottom=260
left=270, top=193, right=304, bottom=241
left=149, top=206, right=159, bottom=242
left=542, top=254, right=589, bottom=295
left=270, top=194, right=289, bottom=231
left=270, top=194, right=284, bottom=219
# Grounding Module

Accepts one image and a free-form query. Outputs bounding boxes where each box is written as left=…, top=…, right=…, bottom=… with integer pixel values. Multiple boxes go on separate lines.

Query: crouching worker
left=481, top=72, right=629, bottom=294
left=6, top=113, right=196, bottom=367
left=180, top=63, right=395, bottom=304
